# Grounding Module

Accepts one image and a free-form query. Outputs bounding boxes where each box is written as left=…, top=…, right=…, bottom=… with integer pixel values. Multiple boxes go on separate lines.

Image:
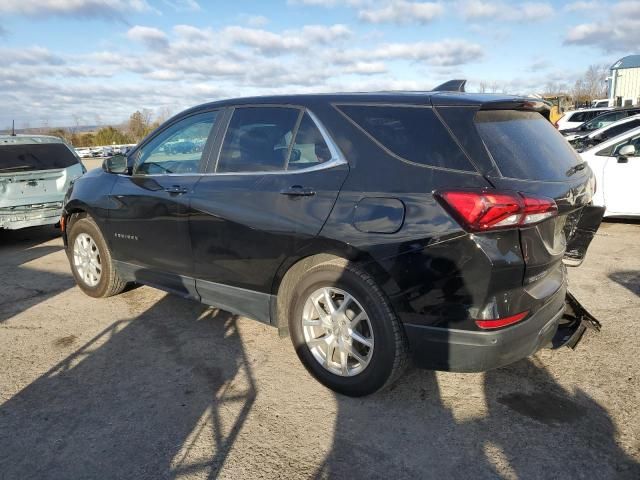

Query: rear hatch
left=0, top=142, right=83, bottom=207
left=434, top=98, right=603, bottom=286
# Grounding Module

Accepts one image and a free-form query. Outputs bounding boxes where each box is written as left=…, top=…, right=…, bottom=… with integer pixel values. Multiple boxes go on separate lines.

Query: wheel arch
left=270, top=242, right=400, bottom=335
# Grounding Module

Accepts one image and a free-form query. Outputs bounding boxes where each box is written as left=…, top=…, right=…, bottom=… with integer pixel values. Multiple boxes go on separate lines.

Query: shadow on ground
left=316, top=359, right=640, bottom=479
left=0, top=295, right=255, bottom=479
left=609, top=271, right=640, bottom=297
left=0, top=226, right=73, bottom=324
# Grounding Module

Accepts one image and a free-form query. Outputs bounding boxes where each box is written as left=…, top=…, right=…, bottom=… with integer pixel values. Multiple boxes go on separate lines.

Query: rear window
left=336, top=105, right=475, bottom=171
left=0, top=143, right=79, bottom=173
left=475, top=110, right=581, bottom=181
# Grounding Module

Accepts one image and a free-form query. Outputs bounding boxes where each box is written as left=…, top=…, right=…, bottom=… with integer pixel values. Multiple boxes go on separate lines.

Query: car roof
left=179, top=91, right=540, bottom=115
left=566, top=107, right=612, bottom=114
left=0, top=134, right=66, bottom=146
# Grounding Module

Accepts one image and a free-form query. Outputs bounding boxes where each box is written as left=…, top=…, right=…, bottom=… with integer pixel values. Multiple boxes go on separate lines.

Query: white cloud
left=565, top=1, right=640, bottom=51
left=246, top=15, right=269, bottom=27
left=162, top=0, right=200, bottom=11
left=223, top=24, right=352, bottom=54
left=0, top=0, right=151, bottom=19
left=564, top=1, right=602, bottom=12
left=127, top=26, right=169, bottom=50
left=358, top=1, right=444, bottom=24
left=343, top=61, right=388, bottom=75
left=371, top=39, right=484, bottom=66
left=458, top=1, right=553, bottom=22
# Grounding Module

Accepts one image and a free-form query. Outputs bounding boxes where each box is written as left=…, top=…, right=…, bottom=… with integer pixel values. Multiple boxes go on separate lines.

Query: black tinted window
left=217, top=107, right=300, bottom=173
left=287, top=113, right=332, bottom=170
left=337, top=105, right=474, bottom=171
left=476, top=110, right=581, bottom=181
left=602, top=119, right=640, bottom=140
left=0, top=143, right=79, bottom=172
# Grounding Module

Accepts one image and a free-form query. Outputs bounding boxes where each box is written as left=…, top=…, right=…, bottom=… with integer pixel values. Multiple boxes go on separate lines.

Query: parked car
left=591, top=99, right=610, bottom=108
left=562, top=107, right=640, bottom=139
left=580, top=126, right=640, bottom=218
left=569, top=114, right=640, bottom=152
left=1, top=135, right=85, bottom=230
left=76, top=148, right=93, bottom=158
left=61, top=91, right=603, bottom=396
left=555, top=107, right=612, bottom=131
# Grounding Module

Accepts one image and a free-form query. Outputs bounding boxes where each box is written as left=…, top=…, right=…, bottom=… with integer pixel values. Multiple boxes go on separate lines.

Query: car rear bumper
left=0, top=203, right=63, bottom=230
left=404, top=283, right=567, bottom=372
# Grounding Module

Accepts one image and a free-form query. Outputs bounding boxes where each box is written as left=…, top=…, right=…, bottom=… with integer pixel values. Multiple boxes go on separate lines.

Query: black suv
left=62, top=89, right=603, bottom=396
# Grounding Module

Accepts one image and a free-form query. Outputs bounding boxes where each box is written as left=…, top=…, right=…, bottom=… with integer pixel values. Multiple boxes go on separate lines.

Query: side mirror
left=618, top=144, right=635, bottom=157
left=102, top=154, right=130, bottom=174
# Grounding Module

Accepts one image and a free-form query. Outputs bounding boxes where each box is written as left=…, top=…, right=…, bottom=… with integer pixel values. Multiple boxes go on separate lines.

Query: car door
left=602, top=132, right=640, bottom=215
left=189, top=106, right=349, bottom=322
left=107, top=110, right=221, bottom=296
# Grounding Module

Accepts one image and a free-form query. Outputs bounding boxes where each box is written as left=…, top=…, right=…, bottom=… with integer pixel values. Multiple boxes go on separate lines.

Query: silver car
left=1, top=135, right=85, bottom=230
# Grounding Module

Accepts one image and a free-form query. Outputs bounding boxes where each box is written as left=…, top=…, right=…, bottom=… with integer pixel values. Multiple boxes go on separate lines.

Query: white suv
left=555, top=107, right=612, bottom=131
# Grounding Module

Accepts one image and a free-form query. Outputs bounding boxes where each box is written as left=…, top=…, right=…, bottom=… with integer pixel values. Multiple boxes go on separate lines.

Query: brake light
left=475, top=311, right=529, bottom=329
left=436, top=190, right=557, bottom=232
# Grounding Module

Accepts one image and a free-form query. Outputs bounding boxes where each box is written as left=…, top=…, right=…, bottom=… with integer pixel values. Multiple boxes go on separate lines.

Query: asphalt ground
left=0, top=218, right=638, bottom=479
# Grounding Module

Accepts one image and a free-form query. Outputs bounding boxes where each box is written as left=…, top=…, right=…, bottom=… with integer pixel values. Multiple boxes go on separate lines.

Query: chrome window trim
left=207, top=105, right=347, bottom=176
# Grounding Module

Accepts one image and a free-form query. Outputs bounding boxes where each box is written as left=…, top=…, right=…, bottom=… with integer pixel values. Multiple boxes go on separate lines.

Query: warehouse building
left=609, top=55, right=640, bottom=107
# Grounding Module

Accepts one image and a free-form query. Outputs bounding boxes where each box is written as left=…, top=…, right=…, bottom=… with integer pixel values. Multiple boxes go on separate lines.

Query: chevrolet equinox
left=62, top=87, right=604, bottom=396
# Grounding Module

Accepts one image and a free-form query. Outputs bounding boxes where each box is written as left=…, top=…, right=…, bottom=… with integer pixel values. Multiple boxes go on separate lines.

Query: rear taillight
left=475, top=311, right=529, bottom=329
left=435, top=190, right=558, bottom=232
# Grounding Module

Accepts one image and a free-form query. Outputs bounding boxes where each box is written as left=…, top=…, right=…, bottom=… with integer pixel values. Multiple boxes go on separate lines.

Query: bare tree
left=478, top=81, right=488, bottom=93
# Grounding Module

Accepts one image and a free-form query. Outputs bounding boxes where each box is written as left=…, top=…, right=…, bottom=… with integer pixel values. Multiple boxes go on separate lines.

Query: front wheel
left=288, top=258, right=408, bottom=396
left=67, top=215, right=127, bottom=298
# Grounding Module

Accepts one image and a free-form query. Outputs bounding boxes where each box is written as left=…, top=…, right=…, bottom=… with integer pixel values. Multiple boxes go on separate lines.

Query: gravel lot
left=0, top=221, right=638, bottom=479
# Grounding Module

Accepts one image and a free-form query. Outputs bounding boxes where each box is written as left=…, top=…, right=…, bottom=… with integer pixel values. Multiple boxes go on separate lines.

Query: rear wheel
left=288, top=258, right=408, bottom=396
left=67, top=215, right=126, bottom=298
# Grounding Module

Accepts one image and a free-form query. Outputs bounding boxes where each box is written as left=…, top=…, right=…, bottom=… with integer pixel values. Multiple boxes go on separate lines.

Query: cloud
left=127, top=26, right=169, bottom=50
left=0, top=0, right=151, bottom=20
left=564, top=1, right=602, bottom=12
left=0, top=20, right=484, bottom=128
left=370, top=39, right=484, bottom=66
left=0, top=46, right=65, bottom=65
left=223, top=24, right=352, bottom=54
left=564, top=1, right=640, bottom=51
left=246, top=15, right=269, bottom=27
left=458, top=1, right=553, bottom=22
left=162, top=0, right=200, bottom=11
left=358, top=1, right=444, bottom=24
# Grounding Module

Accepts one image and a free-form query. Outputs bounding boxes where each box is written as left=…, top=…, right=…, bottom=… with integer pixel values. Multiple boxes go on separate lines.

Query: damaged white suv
left=1, top=135, right=85, bottom=230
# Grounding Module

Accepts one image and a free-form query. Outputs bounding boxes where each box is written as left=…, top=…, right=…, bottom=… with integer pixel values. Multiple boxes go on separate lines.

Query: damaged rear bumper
left=0, top=202, right=63, bottom=230
left=550, top=291, right=602, bottom=350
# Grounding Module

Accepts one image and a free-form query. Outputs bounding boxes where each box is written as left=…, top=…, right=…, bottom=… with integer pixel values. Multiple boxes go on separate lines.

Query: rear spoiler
left=431, top=79, right=552, bottom=121
left=432, top=79, right=467, bottom=92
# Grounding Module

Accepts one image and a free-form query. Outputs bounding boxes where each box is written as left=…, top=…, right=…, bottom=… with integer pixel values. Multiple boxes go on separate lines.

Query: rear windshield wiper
left=566, top=162, right=587, bottom=177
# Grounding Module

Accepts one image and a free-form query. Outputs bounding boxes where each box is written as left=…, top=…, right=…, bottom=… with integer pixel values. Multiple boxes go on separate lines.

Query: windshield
left=476, top=110, right=582, bottom=181
left=0, top=143, right=79, bottom=172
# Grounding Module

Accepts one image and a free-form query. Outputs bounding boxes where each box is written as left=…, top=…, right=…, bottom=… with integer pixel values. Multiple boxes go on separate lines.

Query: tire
left=67, top=215, right=127, bottom=298
left=288, top=258, right=408, bottom=397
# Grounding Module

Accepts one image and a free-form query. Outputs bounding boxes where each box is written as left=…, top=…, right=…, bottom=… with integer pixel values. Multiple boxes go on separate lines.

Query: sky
left=0, top=0, right=637, bottom=128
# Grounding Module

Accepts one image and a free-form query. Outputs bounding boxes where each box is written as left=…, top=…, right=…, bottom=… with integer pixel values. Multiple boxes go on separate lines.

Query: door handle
left=164, top=185, right=188, bottom=194
left=280, top=185, right=316, bottom=197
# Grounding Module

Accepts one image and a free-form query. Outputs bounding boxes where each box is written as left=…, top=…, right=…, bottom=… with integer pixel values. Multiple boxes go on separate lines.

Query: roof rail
left=432, top=79, right=466, bottom=93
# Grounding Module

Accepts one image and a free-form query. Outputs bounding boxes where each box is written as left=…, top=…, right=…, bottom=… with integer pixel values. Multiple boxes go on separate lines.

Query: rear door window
left=0, top=143, right=79, bottom=173
left=287, top=113, right=332, bottom=170
left=336, top=104, right=475, bottom=171
left=475, top=110, right=581, bottom=181
left=217, top=107, right=301, bottom=173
